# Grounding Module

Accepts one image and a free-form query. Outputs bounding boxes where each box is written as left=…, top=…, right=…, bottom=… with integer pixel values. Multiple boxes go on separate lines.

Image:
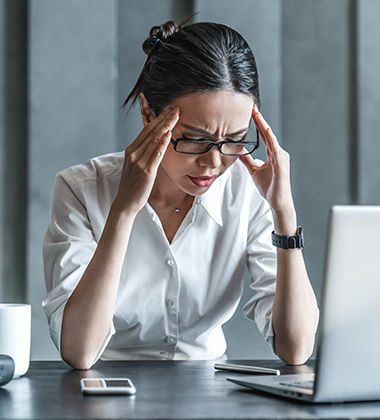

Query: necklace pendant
left=174, top=208, right=180, bottom=213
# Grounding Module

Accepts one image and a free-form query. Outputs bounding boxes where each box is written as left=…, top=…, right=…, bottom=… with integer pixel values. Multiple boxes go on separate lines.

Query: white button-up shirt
left=42, top=152, right=277, bottom=362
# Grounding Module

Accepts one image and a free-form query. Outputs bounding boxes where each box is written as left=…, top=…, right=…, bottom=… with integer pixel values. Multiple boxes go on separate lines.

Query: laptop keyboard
left=279, top=380, right=314, bottom=390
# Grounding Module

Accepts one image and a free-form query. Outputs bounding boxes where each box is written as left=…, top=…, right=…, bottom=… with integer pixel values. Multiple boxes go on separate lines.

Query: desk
left=1, top=360, right=380, bottom=419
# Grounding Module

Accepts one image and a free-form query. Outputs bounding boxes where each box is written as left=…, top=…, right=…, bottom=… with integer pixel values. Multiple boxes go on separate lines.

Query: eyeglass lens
left=175, top=140, right=257, bottom=155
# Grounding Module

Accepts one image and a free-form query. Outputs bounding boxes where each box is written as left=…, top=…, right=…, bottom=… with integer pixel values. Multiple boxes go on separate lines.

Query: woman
left=43, top=20, right=318, bottom=369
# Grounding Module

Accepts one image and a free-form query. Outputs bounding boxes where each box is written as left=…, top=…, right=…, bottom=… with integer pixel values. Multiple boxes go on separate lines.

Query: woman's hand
left=113, top=106, right=180, bottom=216
left=239, top=104, right=296, bottom=233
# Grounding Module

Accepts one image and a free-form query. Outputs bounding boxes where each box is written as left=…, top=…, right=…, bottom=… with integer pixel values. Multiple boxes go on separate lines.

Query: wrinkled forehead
left=169, top=91, right=253, bottom=137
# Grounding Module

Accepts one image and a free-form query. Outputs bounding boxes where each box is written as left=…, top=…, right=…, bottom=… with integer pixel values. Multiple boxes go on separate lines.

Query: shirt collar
left=197, top=171, right=229, bottom=227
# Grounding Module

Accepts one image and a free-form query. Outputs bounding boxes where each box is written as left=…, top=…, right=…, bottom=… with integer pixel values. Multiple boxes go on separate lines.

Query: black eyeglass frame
left=170, top=129, right=260, bottom=156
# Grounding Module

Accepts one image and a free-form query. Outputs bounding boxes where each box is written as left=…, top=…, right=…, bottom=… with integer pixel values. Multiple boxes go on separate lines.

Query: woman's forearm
left=60, top=203, right=136, bottom=369
left=271, top=211, right=318, bottom=365
left=60, top=108, right=179, bottom=370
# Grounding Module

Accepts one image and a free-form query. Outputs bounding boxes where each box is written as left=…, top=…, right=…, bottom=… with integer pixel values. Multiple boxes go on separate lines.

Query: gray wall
left=0, top=0, right=28, bottom=304
left=282, top=0, right=353, bottom=303
left=358, top=0, right=380, bottom=204
left=0, top=1, right=4, bottom=303
left=0, top=0, right=379, bottom=360
left=28, top=0, right=118, bottom=359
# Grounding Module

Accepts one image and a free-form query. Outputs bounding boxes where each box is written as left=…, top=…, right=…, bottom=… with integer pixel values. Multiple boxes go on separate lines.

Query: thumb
left=239, top=154, right=261, bottom=175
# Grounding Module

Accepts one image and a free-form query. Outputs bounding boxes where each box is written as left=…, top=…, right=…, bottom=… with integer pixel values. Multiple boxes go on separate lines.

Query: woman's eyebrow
left=181, top=123, right=249, bottom=137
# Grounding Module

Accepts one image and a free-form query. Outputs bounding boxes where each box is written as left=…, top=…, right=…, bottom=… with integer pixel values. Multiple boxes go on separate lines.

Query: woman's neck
left=148, top=167, right=195, bottom=243
left=148, top=167, right=193, bottom=211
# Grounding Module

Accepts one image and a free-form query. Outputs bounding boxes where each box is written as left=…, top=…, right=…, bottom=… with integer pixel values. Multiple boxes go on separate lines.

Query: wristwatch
left=271, top=226, right=304, bottom=249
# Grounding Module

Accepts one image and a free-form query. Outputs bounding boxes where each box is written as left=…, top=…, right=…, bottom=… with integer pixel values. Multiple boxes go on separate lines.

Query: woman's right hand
left=113, top=106, right=180, bottom=216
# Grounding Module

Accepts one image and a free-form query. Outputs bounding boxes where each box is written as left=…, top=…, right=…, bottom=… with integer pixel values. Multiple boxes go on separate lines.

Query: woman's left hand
left=239, top=104, right=296, bottom=231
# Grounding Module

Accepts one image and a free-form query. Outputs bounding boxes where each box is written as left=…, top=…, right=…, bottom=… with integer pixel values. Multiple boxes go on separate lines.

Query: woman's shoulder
left=57, top=151, right=124, bottom=188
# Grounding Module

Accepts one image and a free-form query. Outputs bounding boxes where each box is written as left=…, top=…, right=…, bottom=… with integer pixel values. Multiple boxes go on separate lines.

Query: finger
left=252, top=108, right=280, bottom=165
left=256, top=124, right=283, bottom=168
left=238, top=147, right=264, bottom=169
left=239, top=153, right=262, bottom=175
left=144, top=107, right=179, bottom=147
left=252, top=105, right=281, bottom=150
left=147, top=130, right=172, bottom=172
left=262, top=141, right=275, bottom=167
left=252, top=104, right=269, bottom=134
left=251, top=113, right=273, bottom=160
left=255, top=129, right=275, bottom=167
left=136, top=110, right=179, bottom=162
left=132, top=108, right=179, bottom=162
left=128, top=106, right=175, bottom=153
left=252, top=105, right=269, bottom=143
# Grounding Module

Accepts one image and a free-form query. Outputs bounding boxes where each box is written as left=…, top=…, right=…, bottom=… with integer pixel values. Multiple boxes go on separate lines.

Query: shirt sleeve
left=243, top=198, right=277, bottom=349
left=42, top=173, right=115, bottom=364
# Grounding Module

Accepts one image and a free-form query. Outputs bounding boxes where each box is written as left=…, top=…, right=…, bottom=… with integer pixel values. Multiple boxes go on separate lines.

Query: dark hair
left=123, top=20, right=260, bottom=114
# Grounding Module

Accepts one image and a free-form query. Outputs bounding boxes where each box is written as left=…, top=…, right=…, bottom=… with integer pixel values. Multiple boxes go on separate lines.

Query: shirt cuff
left=92, top=322, right=116, bottom=365
left=264, top=313, right=275, bottom=352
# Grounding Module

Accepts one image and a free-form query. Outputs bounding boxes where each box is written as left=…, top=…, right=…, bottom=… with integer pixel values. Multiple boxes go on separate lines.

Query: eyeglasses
left=170, top=129, right=260, bottom=156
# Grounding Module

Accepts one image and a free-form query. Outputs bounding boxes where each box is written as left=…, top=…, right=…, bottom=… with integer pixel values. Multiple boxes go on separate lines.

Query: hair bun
left=143, top=20, right=180, bottom=55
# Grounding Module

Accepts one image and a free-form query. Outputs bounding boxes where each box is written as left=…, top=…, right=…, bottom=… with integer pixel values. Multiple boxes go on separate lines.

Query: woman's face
left=158, top=90, right=254, bottom=196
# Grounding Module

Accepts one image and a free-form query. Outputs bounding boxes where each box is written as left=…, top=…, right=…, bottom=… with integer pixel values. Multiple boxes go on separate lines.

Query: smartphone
left=80, top=377, right=136, bottom=395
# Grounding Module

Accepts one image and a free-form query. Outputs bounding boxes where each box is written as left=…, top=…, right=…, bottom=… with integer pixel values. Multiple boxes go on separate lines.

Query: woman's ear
left=139, top=93, right=156, bottom=126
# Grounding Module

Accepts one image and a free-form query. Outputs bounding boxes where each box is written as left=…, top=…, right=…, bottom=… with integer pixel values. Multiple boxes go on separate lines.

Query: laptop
left=228, top=205, right=380, bottom=403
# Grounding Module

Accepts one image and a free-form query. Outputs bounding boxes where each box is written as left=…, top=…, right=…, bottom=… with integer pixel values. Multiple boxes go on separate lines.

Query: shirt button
left=160, top=351, right=169, bottom=359
left=166, top=259, right=174, bottom=267
left=163, top=335, right=175, bottom=345
left=165, top=298, right=174, bottom=308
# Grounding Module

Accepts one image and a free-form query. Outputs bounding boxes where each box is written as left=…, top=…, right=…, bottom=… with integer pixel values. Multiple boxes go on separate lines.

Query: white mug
left=0, top=304, right=31, bottom=377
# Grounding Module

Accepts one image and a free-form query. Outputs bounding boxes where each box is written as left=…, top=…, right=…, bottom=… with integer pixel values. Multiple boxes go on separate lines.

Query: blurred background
left=0, top=0, right=379, bottom=361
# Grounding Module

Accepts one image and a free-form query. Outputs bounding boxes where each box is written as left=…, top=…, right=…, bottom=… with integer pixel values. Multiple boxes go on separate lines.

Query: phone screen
left=104, top=380, right=131, bottom=387
left=82, top=378, right=132, bottom=388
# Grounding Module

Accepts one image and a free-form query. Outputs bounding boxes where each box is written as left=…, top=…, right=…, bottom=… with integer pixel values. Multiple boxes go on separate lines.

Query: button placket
left=164, top=252, right=179, bottom=355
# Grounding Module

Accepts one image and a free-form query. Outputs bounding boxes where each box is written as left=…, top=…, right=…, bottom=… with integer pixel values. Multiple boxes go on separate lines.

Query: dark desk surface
left=1, top=360, right=380, bottom=419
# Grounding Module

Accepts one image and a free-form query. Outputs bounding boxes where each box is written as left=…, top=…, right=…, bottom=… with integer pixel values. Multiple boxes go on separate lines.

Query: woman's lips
left=188, top=175, right=218, bottom=187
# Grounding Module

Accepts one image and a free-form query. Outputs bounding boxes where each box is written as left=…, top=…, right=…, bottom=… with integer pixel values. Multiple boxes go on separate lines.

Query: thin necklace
left=173, top=195, right=194, bottom=214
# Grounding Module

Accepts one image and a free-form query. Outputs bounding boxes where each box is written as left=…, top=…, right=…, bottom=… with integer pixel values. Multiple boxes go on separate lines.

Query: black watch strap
left=271, top=226, right=304, bottom=249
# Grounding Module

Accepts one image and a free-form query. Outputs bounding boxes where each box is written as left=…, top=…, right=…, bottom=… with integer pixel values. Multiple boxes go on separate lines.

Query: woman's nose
left=198, top=146, right=222, bottom=169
